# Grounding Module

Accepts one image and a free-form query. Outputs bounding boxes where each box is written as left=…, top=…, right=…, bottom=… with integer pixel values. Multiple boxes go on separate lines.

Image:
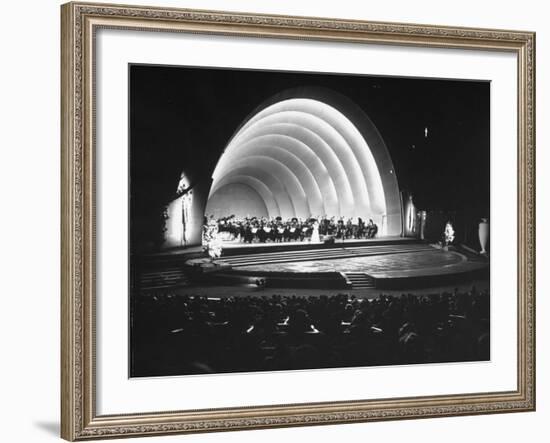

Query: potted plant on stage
left=202, top=216, right=222, bottom=260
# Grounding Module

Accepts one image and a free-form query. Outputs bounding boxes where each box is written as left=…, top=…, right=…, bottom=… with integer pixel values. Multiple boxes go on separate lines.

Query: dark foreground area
left=131, top=286, right=490, bottom=377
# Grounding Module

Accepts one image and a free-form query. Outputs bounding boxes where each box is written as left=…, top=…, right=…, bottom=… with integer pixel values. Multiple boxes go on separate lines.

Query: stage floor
left=233, top=249, right=487, bottom=279
left=139, top=238, right=488, bottom=291
left=211, top=241, right=488, bottom=289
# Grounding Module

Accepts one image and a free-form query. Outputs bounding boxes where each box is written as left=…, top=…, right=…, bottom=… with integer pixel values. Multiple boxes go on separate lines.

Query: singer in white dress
left=311, top=221, right=320, bottom=243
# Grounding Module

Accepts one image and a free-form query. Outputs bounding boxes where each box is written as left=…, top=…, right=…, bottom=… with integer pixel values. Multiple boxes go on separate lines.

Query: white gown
left=311, top=222, right=320, bottom=243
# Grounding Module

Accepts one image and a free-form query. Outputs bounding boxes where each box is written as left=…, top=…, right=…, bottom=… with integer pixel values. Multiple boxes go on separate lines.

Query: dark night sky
left=130, top=64, right=490, bottom=223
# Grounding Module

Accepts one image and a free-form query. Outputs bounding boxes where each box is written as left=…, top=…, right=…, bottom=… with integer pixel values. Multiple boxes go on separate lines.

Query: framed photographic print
left=61, top=1, right=536, bottom=440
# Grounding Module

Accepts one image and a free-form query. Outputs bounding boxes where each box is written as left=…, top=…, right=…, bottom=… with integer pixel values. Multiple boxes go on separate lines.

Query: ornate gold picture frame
left=61, top=1, right=535, bottom=440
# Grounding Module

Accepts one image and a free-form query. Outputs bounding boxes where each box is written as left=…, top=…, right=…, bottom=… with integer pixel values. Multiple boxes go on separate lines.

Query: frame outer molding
left=61, top=3, right=77, bottom=440
left=61, top=2, right=536, bottom=441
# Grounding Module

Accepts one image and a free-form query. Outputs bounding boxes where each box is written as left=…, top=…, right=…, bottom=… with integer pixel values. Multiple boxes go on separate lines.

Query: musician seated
left=263, top=224, right=275, bottom=242
left=288, top=225, right=299, bottom=242
left=275, top=225, right=285, bottom=242
left=366, top=219, right=378, bottom=238
left=257, top=224, right=268, bottom=243
left=244, top=225, right=258, bottom=243
left=335, top=219, right=345, bottom=239
left=300, top=225, right=311, bottom=242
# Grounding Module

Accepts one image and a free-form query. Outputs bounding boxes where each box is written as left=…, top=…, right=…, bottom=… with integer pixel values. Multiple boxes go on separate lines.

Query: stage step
left=342, top=272, right=376, bottom=289
left=218, top=244, right=434, bottom=267
left=138, top=267, right=189, bottom=291
left=219, top=237, right=419, bottom=257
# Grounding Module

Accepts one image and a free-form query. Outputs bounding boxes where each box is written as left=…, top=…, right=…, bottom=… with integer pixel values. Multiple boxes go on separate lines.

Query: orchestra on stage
left=205, top=215, right=379, bottom=244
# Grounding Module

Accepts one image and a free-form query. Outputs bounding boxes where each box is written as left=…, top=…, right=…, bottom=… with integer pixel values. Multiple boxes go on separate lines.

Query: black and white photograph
left=129, top=64, right=491, bottom=378
left=2, top=0, right=544, bottom=440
